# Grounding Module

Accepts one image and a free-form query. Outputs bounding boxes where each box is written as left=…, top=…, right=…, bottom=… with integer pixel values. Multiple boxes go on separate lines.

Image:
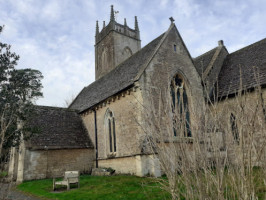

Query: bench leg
left=67, top=178, right=70, bottom=190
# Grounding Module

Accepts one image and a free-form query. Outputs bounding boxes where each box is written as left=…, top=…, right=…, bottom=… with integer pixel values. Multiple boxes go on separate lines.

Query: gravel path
left=0, top=183, right=42, bottom=200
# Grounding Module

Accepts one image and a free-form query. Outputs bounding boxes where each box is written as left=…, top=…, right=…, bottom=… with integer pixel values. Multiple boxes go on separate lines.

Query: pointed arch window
left=107, top=111, right=116, bottom=152
left=230, top=113, right=239, bottom=144
left=170, top=74, right=191, bottom=137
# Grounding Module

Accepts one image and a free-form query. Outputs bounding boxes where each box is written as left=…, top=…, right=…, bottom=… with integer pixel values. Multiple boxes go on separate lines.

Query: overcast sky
left=1, top=0, right=265, bottom=107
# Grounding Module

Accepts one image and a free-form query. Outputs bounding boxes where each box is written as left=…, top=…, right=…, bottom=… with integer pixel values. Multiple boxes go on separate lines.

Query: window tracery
left=170, top=74, right=191, bottom=137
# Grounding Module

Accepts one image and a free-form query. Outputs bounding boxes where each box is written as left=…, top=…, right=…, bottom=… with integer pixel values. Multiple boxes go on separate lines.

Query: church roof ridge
left=193, top=47, right=218, bottom=76
left=134, top=22, right=175, bottom=81
left=35, top=105, right=78, bottom=112
left=228, top=37, right=266, bottom=56
left=194, top=46, right=218, bottom=60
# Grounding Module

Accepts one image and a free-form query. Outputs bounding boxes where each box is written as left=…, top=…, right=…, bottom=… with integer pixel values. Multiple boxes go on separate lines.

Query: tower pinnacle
left=96, top=20, right=99, bottom=36
left=124, top=18, right=127, bottom=27
left=95, top=5, right=141, bottom=80
left=110, top=5, right=115, bottom=21
left=135, top=16, right=140, bottom=39
left=134, top=16, right=139, bottom=31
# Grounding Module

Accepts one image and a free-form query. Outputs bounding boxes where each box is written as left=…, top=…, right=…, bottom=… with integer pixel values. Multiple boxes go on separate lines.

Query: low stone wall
left=98, top=156, right=136, bottom=175
left=22, top=148, right=94, bottom=181
left=98, top=154, right=161, bottom=177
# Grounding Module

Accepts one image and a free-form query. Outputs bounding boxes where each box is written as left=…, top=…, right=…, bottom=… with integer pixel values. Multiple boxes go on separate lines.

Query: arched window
left=230, top=113, right=239, bottom=144
left=106, top=110, right=116, bottom=152
left=170, top=74, right=191, bottom=137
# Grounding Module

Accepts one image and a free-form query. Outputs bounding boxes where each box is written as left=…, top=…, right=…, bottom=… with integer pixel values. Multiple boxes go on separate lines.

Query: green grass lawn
left=17, top=169, right=265, bottom=200
left=17, top=175, right=170, bottom=200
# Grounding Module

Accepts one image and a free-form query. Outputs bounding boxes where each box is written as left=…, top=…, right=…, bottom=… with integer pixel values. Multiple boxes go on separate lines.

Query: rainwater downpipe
left=93, top=109, right=98, bottom=168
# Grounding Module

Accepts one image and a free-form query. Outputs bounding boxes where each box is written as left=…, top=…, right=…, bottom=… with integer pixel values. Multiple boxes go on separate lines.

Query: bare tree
left=132, top=68, right=266, bottom=200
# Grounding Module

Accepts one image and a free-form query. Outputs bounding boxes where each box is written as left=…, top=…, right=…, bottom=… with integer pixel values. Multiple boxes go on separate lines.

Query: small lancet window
left=230, top=113, right=239, bottom=144
left=170, top=74, right=191, bottom=137
left=107, top=111, right=116, bottom=152
left=174, top=44, right=177, bottom=52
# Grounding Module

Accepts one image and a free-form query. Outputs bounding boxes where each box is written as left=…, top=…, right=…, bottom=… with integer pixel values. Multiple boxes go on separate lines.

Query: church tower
left=95, top=5, right=141, bottom=80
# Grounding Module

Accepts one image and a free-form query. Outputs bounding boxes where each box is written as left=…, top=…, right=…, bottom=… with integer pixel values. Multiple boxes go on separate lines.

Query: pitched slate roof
left=69, top=33, right=165, bottom=112
left=193, top=47, right=218, bottom=76
left=217, top=38, right=266, bottom=98
left=26, top=106, right=93, bottom=150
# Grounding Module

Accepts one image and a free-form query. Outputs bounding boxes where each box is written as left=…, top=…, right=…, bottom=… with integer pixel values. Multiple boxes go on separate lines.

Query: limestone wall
left=95, top=29, right=140, bottom=80
left=139, top=26, right=205, bottom=138
left=22, top=148, right=94, bottom=181
left=81, top=89, right=144, bottom=160
left=82, top=26, right=207, bottom=176
left=98, top=154, right=161, bottom=177
left=213, top=89, right=266, bottom=166
left=95, top=32, right=115, bottom=80
left=113, top=31, right=141, bottom=67
left=98, top=156, right=136, bottom=175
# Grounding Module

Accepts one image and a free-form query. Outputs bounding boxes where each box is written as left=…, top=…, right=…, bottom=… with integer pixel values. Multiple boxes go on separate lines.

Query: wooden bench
left=53, top=171, right=80, bottom=191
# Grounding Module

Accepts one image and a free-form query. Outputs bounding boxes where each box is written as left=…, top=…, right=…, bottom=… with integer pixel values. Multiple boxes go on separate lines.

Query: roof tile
left=27, top=106, right=93, bottom=149
left=217, top=38, right=266, bottom=98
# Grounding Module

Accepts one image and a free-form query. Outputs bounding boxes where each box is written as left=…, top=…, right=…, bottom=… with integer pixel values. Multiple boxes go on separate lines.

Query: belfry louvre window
left=170, top=74, right=191, bottom=137
left=107, top=111, right=116, bottom=152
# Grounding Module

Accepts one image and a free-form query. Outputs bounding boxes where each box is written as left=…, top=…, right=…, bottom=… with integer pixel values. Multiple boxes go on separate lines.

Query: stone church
left=8, top=5, right=266, bottom=182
